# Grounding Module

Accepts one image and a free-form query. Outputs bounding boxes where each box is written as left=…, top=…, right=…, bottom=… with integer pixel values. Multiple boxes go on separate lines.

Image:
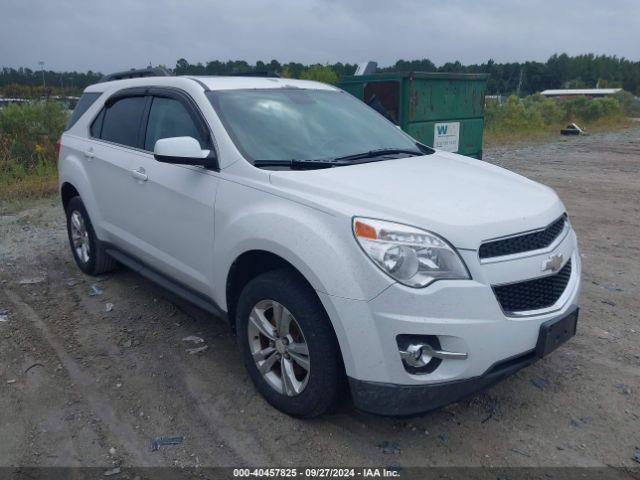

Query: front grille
left=479, top=215, right=566, bottom=260
left=493, top=260, right=572, bottom=313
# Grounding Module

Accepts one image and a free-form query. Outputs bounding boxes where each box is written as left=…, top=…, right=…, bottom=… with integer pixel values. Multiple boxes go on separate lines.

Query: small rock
left=600, top=299, right=616, bottom=307
left=89, top=284, right=104, bottom=296
left=531, top=376, right=549, bottom=391
left=614, top=383, right=631, bottom=395
left=109, top=447, right=116, bottom=456
left=603, top=283, right=624, bottom=292
left=18, top=275, right=46, bottom=285
left=377, top=440, right=401, bottom=454
left=105, top=303, right=114, bottom=312
left=182, top=335, right=204, bottom=344
left=633, top=450, right=640, bottom=464
left=7, top=379, right=16, bottom=384
left=103, top=467, right=121, bottom=476
left=116, top=383, right=122, bottom=388
left=66, top=278, right=81, bottom=287
left=0, top=308, right=8, bottom=323
left=438, top=432, right=449, bottom=442
left=186, top=345, right=208, bottom=355
left=510, top=447, right=531, bottom=457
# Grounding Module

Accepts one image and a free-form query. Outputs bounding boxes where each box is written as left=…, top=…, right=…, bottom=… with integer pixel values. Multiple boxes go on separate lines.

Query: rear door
left=122, top=88, right=219, bottom=296
left=87, top=91, right=147, bottom=246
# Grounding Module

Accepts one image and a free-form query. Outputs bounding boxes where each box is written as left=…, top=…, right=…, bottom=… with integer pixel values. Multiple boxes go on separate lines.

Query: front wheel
left=236, top=269, right=343, bottom=417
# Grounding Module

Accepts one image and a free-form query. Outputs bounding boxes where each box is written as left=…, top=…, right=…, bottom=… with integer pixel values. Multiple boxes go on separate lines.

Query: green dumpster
left=338, top=72, right=488, bottom=158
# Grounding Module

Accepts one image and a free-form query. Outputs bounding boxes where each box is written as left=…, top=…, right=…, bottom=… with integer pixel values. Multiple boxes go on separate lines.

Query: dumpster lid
left=339, top=71, right=489, bottom=82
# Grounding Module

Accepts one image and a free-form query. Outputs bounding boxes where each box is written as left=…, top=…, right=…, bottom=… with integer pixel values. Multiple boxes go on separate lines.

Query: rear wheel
left=65, top=196, right=118, bottom=275
left=236, top=269, right=343, bottom=417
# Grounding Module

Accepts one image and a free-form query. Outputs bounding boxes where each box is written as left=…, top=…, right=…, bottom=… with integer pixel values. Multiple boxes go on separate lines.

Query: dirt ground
left=1, top=129, right=639, bottom=471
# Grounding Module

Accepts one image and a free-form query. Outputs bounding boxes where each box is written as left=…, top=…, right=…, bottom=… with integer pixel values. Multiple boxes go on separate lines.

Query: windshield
left=206, top=88, right=421, bottom=164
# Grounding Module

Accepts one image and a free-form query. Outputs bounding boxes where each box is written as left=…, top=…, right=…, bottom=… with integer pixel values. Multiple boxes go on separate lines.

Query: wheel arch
left=226, top=249, right=350, bottom=397
left=61, top=181, right=80, bottom=211
left=58, top=154, right=105, bottom=241
left=225, top=249, right=319, bottom=332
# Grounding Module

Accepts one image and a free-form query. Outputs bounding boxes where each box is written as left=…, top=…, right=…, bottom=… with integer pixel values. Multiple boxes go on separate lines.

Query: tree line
left=1, top=53, right=639, bottom=97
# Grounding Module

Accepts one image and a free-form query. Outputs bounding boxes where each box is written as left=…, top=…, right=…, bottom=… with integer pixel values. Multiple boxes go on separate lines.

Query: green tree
left=299, top=65, right=339, bottom=84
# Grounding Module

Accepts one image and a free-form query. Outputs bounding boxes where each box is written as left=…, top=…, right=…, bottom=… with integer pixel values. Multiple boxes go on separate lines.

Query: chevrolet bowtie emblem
left=542, top=254, right=564, bottom=273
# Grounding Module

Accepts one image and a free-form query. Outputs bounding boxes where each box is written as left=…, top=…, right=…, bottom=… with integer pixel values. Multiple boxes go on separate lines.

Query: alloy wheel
left=70, top=210, right=91, bottom=264
left=247, top=299, right=311, bottom=396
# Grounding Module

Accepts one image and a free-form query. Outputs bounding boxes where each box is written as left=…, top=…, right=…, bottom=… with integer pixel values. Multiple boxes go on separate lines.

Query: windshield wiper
left=254, top=159, right=337, bottom=170
left=254, top=147, right=426, bottom=170
left=333, top=148, right=424, bottom=163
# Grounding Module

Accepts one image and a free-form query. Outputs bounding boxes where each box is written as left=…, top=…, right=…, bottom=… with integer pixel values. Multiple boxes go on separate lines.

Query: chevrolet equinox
left=58, top=75, right=581, bottom=417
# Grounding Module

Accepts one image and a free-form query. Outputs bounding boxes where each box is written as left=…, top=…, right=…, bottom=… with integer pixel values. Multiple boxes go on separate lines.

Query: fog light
left=397, top=335, right=468, bottom=375
left=399, top=343, right=433, bottom=367
left=396, top=335, right=442, bottom=374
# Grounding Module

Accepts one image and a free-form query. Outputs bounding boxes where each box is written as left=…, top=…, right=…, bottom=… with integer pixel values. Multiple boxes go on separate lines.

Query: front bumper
left=350, top=350, right=536, bottom=416
left=349, top=305, right=578, bottom=416
left=317, top=228, right=581, bottom=415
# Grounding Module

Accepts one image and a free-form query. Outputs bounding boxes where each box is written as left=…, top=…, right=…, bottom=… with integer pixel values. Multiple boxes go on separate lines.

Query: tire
left=236, top=269, right=343, bottom=418
left=65, top=196, right=118, bottom=276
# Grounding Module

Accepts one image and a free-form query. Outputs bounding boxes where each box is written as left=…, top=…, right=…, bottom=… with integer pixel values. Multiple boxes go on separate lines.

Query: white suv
left=58, top=74, right=581, bottom=417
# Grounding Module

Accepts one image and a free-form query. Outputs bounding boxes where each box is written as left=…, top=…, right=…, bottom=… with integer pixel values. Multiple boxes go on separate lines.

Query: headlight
left=353, top=217, right=470, bottom=287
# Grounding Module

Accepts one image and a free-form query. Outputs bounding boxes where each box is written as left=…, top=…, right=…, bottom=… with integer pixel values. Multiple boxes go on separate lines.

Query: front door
left=121, top=93, right=219, bottom=297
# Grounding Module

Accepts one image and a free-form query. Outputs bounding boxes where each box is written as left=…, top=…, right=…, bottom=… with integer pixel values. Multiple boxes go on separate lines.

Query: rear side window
left=100, top=96, right=147, bottom=148
left=144, top=97, right=205, bottom=151
left=65, top=92, right=101, bottom=130
left=90, top=109, right=105, bottom=138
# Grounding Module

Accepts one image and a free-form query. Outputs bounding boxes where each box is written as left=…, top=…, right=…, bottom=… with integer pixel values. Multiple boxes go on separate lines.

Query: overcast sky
left=1, top=0, right=638, bottom=73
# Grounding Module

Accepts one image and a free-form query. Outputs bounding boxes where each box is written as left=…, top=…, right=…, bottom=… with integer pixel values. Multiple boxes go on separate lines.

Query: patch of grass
left=484, top=116, right=631, bottom=147
left=0, top=175, right=58, bottom=201
left=0, top=101, right=64, bottom=201
left=0, top=142, right=59, bottom=201
left=484, top=94, right=633, bottom=147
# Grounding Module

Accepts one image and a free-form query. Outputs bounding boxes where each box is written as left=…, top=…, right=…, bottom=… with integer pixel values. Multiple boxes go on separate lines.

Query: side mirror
left=154, top=136, right=217, bottom=168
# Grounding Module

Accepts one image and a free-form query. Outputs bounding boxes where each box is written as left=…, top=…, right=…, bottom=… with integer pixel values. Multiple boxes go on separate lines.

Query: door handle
left=83, top=148, right=95, bottom=159
left=131, top=167, right=148, bottom=182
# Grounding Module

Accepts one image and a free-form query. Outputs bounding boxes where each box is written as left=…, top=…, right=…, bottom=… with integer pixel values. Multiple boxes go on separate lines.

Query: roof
left=540, top=88, right=622, bottom=96
left=190, top=76, right=338, bottom=91
left=85, top=75, right=338, bottom=93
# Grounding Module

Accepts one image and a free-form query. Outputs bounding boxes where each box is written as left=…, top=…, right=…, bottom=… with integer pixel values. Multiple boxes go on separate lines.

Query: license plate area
left=536, top=307, right=579, bottom=357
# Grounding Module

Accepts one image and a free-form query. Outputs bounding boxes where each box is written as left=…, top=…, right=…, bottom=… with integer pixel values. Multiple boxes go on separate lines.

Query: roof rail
left=231, top=71, right=280, bottom=78
left=100, top=67, right=172, bottom=82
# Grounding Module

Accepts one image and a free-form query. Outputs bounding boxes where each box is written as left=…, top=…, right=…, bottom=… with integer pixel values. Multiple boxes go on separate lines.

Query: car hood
left=268, top=151, right=565, bottom=250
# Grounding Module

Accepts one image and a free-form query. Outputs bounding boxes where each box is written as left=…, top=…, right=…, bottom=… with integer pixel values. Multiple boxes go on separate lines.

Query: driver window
left=145, top=97, right=205, bottom=151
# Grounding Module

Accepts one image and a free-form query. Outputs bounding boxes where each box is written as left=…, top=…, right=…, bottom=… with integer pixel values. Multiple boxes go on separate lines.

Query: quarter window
left=100, top=96, right=147, bottom=148
left=144, top=97, right=205, bottom=151
left=65, top=92, right=101, bottom=130
left=90, top=108, right=105, bottom=138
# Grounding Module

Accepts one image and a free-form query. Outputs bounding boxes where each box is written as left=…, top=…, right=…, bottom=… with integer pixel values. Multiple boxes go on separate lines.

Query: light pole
left=38, top=61, right=46, bottom=92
